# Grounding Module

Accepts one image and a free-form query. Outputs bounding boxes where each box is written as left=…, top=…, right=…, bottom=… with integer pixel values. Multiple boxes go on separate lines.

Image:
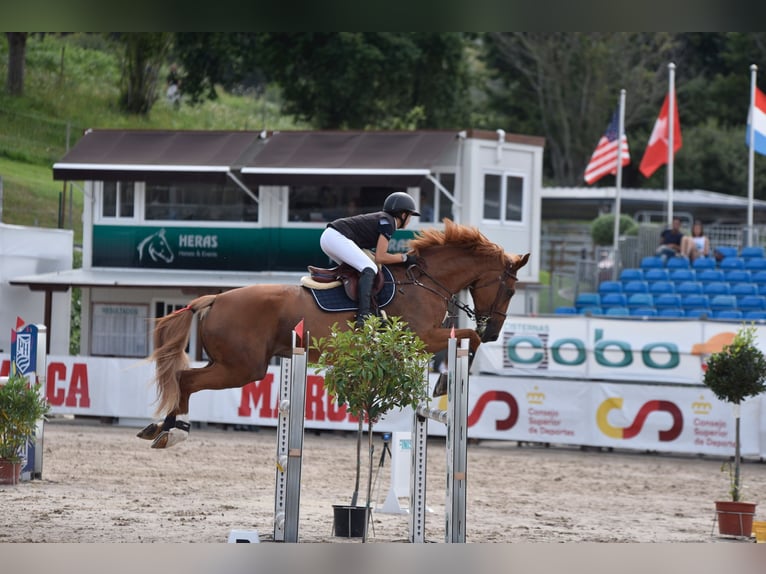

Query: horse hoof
left=151, top=428, right=188, bottom=449
left=136, top=422, right=163, bottom=440
left=432, top=373, right=447, bottom=397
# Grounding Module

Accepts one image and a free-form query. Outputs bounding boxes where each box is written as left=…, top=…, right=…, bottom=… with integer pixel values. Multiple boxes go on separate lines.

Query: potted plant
left=312, top=315, right=431, bottom=542
left=0, top=371, right=50, bottom=485
left=702, top=324, right=766, bottom=537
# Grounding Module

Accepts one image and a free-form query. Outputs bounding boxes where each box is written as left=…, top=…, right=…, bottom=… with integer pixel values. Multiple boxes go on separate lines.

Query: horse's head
left=137, top=229, right=175, bottom=264
left=470, top=251, right=530, bottom=342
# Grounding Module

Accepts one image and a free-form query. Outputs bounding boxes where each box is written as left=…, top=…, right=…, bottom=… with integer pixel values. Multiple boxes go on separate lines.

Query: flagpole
left=667, top=62, right=676, bottom=226
left=612, top=89, right=626, bottom=280
left=748, top=64, right=757, bottom=247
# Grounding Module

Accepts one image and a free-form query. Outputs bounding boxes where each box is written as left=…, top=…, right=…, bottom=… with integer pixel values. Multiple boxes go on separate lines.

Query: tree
left=6, top=33, right=28, bottom=96
left=117, top=33, right=173, bottom=115
left=482, top=32, right=679, bottom=186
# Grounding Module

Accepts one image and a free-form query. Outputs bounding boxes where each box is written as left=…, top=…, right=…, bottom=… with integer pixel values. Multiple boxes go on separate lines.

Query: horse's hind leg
left=151, top=361, right=257, bottom=449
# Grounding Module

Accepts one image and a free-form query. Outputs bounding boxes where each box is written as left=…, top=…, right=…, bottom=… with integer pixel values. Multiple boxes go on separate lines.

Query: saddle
left=302, top=262, right=386, bottom=302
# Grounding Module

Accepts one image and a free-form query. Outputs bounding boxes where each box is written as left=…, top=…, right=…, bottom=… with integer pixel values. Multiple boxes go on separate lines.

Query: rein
left=397, top=262, right=517, bottom=329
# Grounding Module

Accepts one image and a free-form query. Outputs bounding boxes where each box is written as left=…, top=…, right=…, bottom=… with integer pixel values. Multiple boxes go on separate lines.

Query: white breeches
left=320, top=227, right=377, bottom=273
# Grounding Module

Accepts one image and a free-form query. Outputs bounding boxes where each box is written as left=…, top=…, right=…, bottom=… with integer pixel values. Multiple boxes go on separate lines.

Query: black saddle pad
left=307, top=265, right=396, bottom=312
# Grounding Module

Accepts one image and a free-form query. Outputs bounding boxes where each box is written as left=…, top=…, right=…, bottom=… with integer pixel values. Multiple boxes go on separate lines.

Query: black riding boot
left=355, top=268, right=376, bottom=328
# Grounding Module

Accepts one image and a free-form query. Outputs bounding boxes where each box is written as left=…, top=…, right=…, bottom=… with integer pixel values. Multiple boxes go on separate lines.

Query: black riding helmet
left=383, top=192, right=420, bottom=217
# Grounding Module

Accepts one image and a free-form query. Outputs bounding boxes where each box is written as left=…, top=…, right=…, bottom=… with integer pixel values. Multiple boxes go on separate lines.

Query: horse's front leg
left=425, top=328, right=482, bottom=397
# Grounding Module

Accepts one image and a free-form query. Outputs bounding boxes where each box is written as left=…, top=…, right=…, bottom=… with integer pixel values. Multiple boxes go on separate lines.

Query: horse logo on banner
left=137, top=229, right=175, bottom=264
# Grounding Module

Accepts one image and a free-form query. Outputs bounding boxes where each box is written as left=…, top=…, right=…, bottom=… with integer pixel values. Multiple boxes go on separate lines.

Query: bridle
left=400, top=261, right=517, bottom=336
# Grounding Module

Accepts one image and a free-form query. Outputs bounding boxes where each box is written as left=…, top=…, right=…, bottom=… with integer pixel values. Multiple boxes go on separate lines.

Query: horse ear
left=514, top=253, right=531, bottom=269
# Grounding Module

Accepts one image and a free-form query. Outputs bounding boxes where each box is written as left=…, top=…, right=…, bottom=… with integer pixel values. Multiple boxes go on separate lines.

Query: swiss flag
left=639, top=92, right=682, bottom=178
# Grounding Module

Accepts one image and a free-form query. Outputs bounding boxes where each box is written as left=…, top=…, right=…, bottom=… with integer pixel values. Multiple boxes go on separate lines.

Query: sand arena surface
left=1, top=417, right=764, bottom=543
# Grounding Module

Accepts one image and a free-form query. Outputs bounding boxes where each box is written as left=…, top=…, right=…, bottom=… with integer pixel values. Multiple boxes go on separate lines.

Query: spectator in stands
left=681, top=219, right=710, bottom=263
left=656, top=216, right=684, bottom=261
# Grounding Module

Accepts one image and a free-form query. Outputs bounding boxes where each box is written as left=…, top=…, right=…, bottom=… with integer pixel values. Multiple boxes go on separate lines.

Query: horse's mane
left=409, top=218, right=508, bottom=265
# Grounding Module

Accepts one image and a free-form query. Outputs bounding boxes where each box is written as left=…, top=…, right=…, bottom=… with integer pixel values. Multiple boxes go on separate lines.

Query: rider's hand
left=402, top=254, right=418, bottom=266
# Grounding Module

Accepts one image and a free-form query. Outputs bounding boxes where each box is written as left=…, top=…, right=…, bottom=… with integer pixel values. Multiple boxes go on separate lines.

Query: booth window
left=102, top=182, right=135, bottom=219
left=483, top=173, right=524, bottom=223
left=287, top=186, right=399, bottom=223
left=145, top=181, right=259, bottom=222
left=419, top=172, right=455, bottom=223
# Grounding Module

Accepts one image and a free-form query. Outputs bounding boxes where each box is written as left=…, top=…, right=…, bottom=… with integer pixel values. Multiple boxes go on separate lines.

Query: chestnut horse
left=138, top=219, right=529, bottom=448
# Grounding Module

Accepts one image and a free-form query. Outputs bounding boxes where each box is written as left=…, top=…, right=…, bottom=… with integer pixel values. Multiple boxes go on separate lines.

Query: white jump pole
left=273, top=328, right=308, bottom=543
left=409, top=336, right=469, bottom=543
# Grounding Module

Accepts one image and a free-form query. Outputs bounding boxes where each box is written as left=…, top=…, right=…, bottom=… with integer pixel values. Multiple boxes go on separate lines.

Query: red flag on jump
left=294, top=318, right=304, bottom=344
left=450, top=325, right=455, bottom=339
left=16, top=316, right=24, bottom=330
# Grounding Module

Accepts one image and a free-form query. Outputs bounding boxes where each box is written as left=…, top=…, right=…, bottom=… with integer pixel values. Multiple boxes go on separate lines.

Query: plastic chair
left=714, top=246, right=738, bottom=259
left=630, top=307, right=657, bottom=317
left=697, top=269, right=725, bottom=283
left=676, top=281, right=703, bottom=296
left=575, top=292, right=600, bottom=309
left=649, top=281, right=675, bottom=295
left=744, top=310, right=766, bottom=320
left=640, top=256, right=665, bottom=270
left=744, top=258, right=766, bottom=271
left=601, top=293, right=628, bottom=308
left=644, top=268, right=670, bottom=283
left=604, top=306, right=630, bottom=317
left=598, top=280, right=623, bottom=295
left=730, top=283, right=758, bottom=301
left=692, top=257, right=716, bottom=271
left=720, top=257, right=745, bottom=271
left=669, top=269, right=696, bottom=285
left=623, top=280, right=649, bottom=295
left=554, top=306, right=578, bottom=315
left=702, top=282, right=730, bottom=296
left=619, top=268, right=644, bottom=283
left=725, top=270, right=752, bottom=284
left=681, top=294, right=710, bottom=310
left=737, top=295, right=766, bottom=312
left=653, top=293, right=682, bottom=310
left=709, top=295, right=737, bottom=313
left=713, top=310, right=743, bottom=320
left=627, top=293, right=654, bottom=309
left=658, top=308, right=685, bottom=318
left=666, top=257, right=690, bottom=270
left=685, top=308, right=709, bottom=319
left=740, top=246, right=765, bottom=259
left=578, top=306, right=603, bottom=316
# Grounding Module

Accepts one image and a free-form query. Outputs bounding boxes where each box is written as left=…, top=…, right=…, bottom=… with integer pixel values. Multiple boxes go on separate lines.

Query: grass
left=0, top=33, right=308, bottom=245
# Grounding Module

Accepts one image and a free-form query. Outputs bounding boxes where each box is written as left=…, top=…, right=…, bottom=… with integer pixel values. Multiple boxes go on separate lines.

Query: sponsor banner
left=477, top=316, right=764, bottom=385
left=1, top=354, right=763, bottom=458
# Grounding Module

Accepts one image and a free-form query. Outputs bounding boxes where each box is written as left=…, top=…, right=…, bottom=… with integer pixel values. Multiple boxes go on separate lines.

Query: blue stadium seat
left=676, top=281, right=703, bottom=296
left=737, top=295, right=766, bottom=311
left=709, top=295, right=737, bottom=312
left=740, top=246, right=765, bottom=259
left=630, top=307, right=657, bottom=317
left=744, top=258, right=766, bottom=271
left=725, top=270, right=752, bottom=284
left=649, top=281, right=675, bottom=295
left=578, top=306, right=603, bottom=316
left=627, top=293, right=654, bottom=309
left=692, top=257, right=716, bottom=271
left=730, top=283, right=758, bottom=301
left=713, top=310, right=744, bottom=320
left=714, top=246, right=738, bottom=259
left=623, top=280, right=649, bottom=295
left=619, top=268, right=644, bottom=283
left=658, top=308, right=685, bottom=318
left=640, top=256, right=665, bottom=270
left=601, top=293, right=628, bottom=308
left=744, top=310, right=766, bottom=320
left=598, top=280, right=623, bottom=295
left=752, top=270, right=766, bottom=285
left=604, top=306, right=630, bottom=317
left=685, top=308, right=710, bottom=319
left=697, top=269, right=725, bottom=283
left=669, top=269, right=696, bottom=285
left=644, top=268, right=670, bottom=283
left=702, top=282, right=730, bottom=296
left=666, top=257, right=690, bottom=270
left=720, top=257, right=745, bottom=271
left=554, top=306, right=578, bottom=315
left=575, top=292, right=601, bottom=310
left=682, top=294, right=710, bottom=310
left=654, top=293, right=682, bottom=310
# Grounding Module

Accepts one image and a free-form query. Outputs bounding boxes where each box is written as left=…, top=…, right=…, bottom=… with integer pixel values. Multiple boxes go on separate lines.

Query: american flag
left=584, top=109, right=630, bottom=185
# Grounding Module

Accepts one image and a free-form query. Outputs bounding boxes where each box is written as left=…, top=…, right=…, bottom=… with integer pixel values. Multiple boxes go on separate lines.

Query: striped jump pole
left=273, top=326, right=308, bottom=543
left=409, top=336, right=470, bottom=543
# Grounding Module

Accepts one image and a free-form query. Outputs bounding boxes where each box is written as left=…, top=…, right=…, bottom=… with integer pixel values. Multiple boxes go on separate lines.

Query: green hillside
left=0, top=33, right=307, bottom=244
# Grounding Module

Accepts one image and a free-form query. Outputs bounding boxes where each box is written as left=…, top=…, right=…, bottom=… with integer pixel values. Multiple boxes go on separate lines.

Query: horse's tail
left=150, top=294, right=217, bottom=416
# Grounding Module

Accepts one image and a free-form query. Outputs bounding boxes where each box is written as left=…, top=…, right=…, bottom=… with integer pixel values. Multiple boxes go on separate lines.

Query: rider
left=320, top=191, right=420, bottom=328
